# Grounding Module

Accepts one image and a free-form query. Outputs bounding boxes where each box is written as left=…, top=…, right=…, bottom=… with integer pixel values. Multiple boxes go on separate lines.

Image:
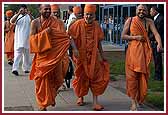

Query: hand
left=157, top=43, right=163, bottom=52
left=46, top=27, right=51, bottom=33
left=18, top=8, right=24, bottom=14
left=134, top=35, right=144, bottom=42
left=27, top=10, right=31, bottom=15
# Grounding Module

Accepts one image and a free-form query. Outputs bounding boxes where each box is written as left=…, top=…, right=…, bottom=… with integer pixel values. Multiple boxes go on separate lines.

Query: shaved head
left=39, top=4, right=51, bottom=19
left=136, top=4, right=148, bottom=19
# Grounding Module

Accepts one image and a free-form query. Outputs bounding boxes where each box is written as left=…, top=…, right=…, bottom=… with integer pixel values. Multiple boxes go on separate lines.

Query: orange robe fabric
left=29, top=16, right=70, bottom=109
left=68, top=19, right=110, bottom=97
left=126, top=16, right=152, bottom=103
left=4, top=23, right=14, bottom=60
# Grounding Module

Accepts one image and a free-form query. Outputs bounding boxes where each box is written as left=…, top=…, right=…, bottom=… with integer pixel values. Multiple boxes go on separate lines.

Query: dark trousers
left=151, top=41, right=163, bottom=81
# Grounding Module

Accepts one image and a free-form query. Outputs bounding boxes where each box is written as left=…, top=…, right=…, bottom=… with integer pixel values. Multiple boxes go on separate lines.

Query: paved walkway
left=102, top=43, right=125, bottom=52
left=3, top=44, right=156, bottom=112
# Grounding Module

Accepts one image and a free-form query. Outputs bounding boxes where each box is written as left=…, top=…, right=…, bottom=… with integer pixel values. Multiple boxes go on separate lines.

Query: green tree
left=4, top=4, right=39, bottom=19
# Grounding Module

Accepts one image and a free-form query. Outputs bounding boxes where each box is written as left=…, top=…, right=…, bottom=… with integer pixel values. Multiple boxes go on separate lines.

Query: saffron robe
left=29, top=16, right=70, bottom=108
left=4, top=22, right=14, bottom=60
left=126, top=16, right=152, bottom=103
left=68, top=19, right=110, bottom=97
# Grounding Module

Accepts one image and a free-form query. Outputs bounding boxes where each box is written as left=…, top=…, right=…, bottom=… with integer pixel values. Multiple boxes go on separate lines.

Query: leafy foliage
left=4, top=4, right=39, bottom=19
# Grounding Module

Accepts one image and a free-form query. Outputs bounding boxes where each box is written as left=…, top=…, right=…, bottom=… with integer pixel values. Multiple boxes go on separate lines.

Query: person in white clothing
left=66, top=6, right=76, bottom=31
left=10, top=4, right=33, bottom=76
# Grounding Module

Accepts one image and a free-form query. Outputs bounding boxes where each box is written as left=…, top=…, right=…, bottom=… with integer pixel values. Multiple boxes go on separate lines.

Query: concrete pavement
left=3, top=44, right=156, bottom=112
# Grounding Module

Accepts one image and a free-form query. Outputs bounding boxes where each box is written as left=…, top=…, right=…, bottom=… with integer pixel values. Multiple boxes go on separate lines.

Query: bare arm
left=149, top=19, right=162, bottom=51
left=30, top=20, right=37, bottom=36
left=10, top=8, right=23, bottom=24
left=70, top=37, right=79, bottom=58
left=121, top=18, right=135, bottom=40
left=121, top=17, right=144, bottom=41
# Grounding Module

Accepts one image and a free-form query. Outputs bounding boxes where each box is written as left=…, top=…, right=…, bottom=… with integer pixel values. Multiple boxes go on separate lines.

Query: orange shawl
left=29, top=16, right=70, bottom=80
left=126, top=16, right=152, bottom=103
left=4, top=24, right=14, bottom=53
left=127, top=16, right=152, bottom=73
left=68, top=19, right=109, bottom=96
left=29, top=16, right=70, bottom=108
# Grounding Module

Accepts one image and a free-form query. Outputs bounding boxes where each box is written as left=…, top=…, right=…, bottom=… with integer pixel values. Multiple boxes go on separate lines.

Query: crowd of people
left=4, top=4, right=164, bottom=111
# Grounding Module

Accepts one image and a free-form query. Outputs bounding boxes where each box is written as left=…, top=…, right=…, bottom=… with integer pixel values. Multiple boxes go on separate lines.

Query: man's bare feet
left=130, top=103, right=137, bottom=111
left=39, top=107, right=47, bottom=111
left=76, top=97, right=84, bottom=106
left=93, top=104, right=104, bottom=111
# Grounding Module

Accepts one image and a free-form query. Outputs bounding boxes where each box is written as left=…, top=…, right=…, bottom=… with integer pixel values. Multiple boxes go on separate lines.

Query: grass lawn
left=104, top=51, right=164, bottom=111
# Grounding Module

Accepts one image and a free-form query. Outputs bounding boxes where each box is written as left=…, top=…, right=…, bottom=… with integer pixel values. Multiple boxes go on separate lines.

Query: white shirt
left=13, top=14, right=31, bottom=50
left=154, top=13, right=160, bottom=21
left=66, top=13, right=76, bottom=31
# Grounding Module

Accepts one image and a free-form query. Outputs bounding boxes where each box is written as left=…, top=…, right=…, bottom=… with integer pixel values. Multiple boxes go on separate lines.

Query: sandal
left=93, top=104, right=104, bottom=111
left=76, top=97, right=84, bottom=106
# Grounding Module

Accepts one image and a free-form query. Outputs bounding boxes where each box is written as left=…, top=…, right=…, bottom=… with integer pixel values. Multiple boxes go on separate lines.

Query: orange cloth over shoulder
left=29, top=16, right=70, bottom=80
left=68, top=19, right=109, bottom=97
left=127, top=16, right=152, bottom=73
left=29, top=16, right=70, bottom=108
left=125, top=16, right=152, bottom=103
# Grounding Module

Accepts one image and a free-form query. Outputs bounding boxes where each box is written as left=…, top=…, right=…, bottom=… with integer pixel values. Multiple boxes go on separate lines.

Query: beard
left=138, top=13, right=146, bottom=19
left=42, top=12, right=51, bottom=18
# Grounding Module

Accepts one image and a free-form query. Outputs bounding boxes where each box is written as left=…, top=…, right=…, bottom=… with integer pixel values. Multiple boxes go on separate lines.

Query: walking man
left=121, top=4, right=162, bottom=111
left=68, top=4, right=110, bottom=111
left=29, top=4, right=70, bottom=111
left=10, top=4, right=33, bottom=75
left=4, top=10, right=14, bottom=66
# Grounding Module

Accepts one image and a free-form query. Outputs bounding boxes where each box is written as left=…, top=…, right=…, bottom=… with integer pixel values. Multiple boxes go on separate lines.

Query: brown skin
left=71, top=11, right=106, bottom=110
left=10, top=7, right=33, bottom=24
left=73, top=8, right=82, bottom=19
left=121, top=4, right=163, bottom=111
left=74, top=12, right=82, bottom=19
left=150, top=7, right=158, bottom=17
left=30, top=4, right=51, bottom=36
left=10, top=7, right=25, bottom=23
left=121, top=4, right=162, bottom=52
left=51, top=9, right=60, bottom=19
left=84, top=12, right=95, bottom=24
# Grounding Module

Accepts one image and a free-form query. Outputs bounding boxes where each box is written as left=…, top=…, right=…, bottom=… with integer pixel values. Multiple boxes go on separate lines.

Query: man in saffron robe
left=4, top=10, right=14, bottom=66
left=121, top=4, right=162, bottom=111
left=29, top=4, right=70, bottom=111
left=68, top=4, right=110, bottom=111
left=50, top=4, right=61, bottom=19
